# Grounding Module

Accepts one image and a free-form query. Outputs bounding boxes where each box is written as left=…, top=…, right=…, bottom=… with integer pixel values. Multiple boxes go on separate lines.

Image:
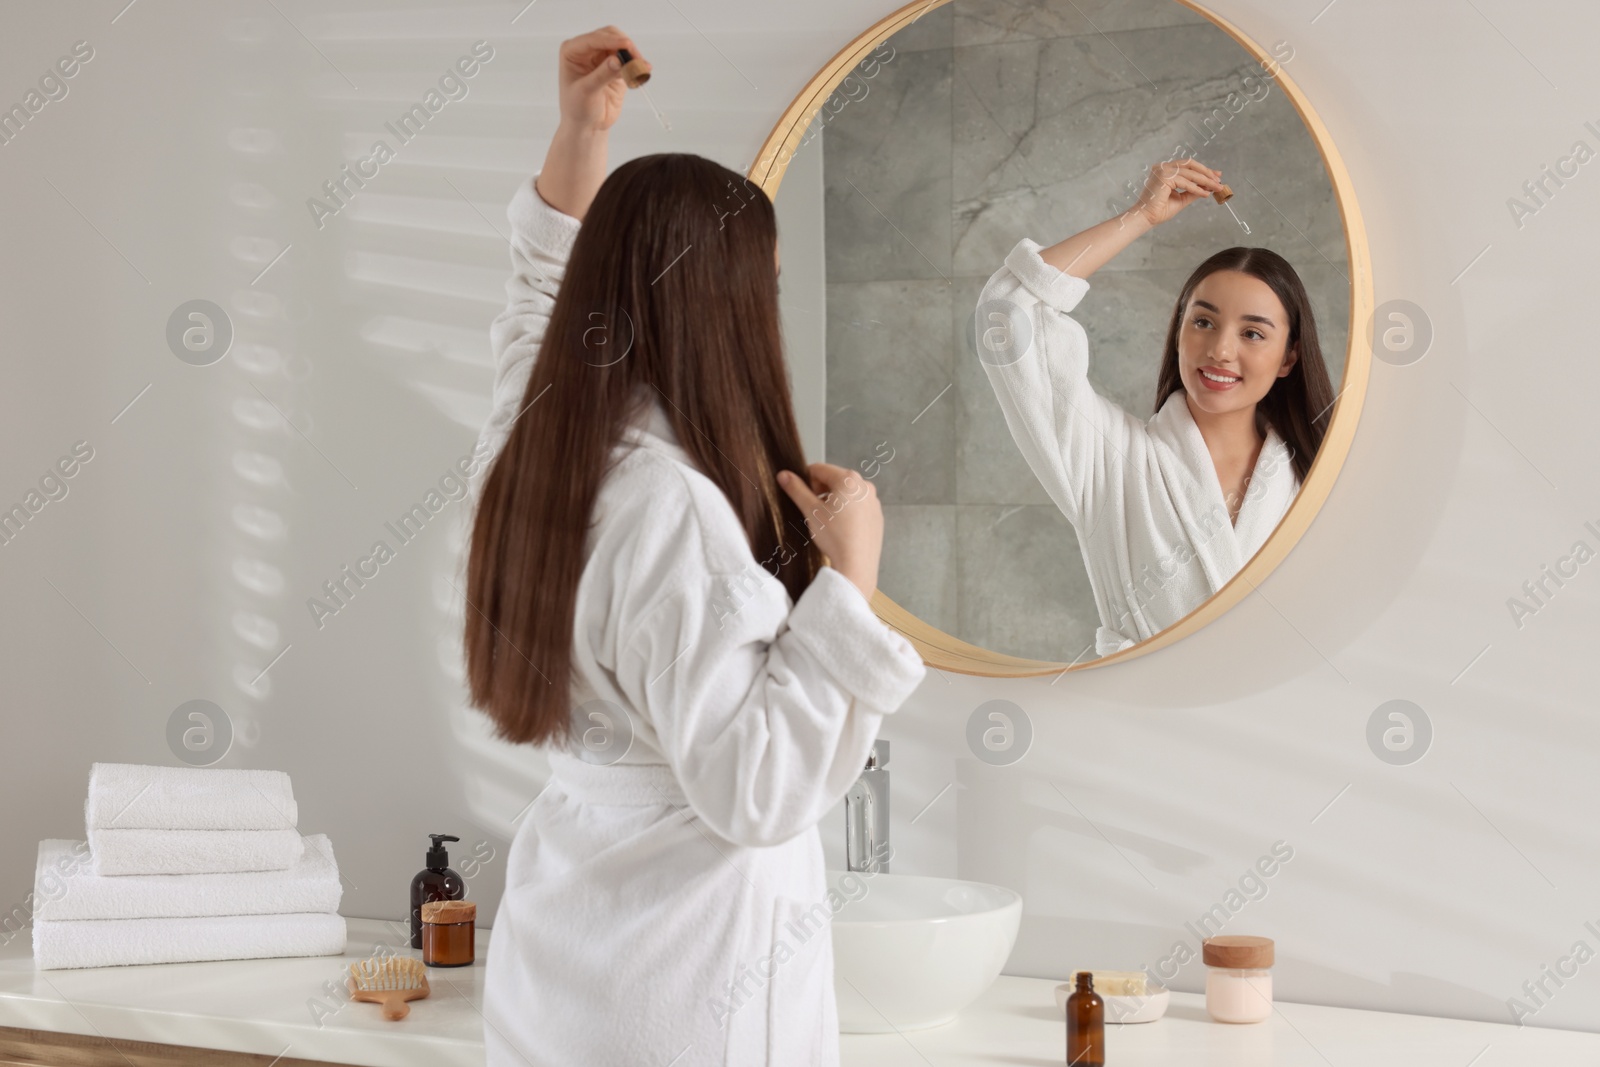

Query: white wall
left=1, top=0, right=1596, bottom=1036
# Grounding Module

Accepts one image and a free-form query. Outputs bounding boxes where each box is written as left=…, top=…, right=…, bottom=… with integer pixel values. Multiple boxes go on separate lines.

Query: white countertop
left=844, top=976, right=1600, bottom=1066
left=2, top=917, right=1598, bottom=1066
left=1, top=916, right=484, bottom=1066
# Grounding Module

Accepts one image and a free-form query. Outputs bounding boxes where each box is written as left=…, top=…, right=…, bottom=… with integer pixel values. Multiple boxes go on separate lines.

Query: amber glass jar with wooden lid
left=421, top=899, right=476, bottom=967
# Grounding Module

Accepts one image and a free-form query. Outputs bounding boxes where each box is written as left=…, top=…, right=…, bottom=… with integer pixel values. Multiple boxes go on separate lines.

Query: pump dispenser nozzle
left=426, top=834, right=459, bottom=869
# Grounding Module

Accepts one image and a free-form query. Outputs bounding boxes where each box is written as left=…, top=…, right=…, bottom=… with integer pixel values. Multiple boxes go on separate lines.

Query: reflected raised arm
left=1037, top=159, right=1225, bottom=278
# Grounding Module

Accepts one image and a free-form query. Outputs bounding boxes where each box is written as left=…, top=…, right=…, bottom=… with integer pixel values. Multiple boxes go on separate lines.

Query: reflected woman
left=974, top=159, right=1335, bottom=658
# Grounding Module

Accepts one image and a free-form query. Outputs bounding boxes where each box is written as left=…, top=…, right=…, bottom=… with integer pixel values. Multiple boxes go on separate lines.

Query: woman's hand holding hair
left=776, top=463, right=884, bottom=604
left=536, top=25, right=644, bottom=220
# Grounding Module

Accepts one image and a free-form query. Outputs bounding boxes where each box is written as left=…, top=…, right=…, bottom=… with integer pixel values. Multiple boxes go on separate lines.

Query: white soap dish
left=1054, top=980, right=1169, bottom=1024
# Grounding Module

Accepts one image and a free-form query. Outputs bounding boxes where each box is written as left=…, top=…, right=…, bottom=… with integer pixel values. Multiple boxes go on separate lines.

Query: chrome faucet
left=845, top=739, right=890, bottom=873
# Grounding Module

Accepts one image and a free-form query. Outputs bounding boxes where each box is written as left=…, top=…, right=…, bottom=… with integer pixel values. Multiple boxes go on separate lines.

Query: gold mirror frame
left=750, top=0, right=1372, bottom=677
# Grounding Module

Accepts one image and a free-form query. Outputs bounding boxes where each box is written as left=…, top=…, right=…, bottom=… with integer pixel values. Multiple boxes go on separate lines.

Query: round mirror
left=753, top=0, right=1372, bottom=676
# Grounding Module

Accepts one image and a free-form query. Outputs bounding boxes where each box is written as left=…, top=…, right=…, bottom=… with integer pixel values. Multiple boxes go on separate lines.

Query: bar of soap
left=1212, top=183, right=1234, bottom=205
left=1067, top=970, right=1149, bottom=996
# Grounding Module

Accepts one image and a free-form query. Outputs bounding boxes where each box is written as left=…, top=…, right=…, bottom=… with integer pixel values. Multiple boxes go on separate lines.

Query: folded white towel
left=34, top=835, right=342, bottom=921
left=87, top=827, right=306, bottom=876
left=86, top=762, right=298, bottom=831
left=32, top=911, right=347, bottom=970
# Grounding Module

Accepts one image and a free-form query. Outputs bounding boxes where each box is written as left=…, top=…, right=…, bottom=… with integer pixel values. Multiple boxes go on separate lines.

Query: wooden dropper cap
left=617, top=48, right=651, bottom=89
left=1202, top=935, right=1273, bottom=968
left=1212, top=182, right=1235, bottom=204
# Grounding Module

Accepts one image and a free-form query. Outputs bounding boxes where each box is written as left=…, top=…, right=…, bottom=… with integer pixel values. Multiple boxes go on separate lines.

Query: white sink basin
left=828, top=870, right=1022, bottom=1032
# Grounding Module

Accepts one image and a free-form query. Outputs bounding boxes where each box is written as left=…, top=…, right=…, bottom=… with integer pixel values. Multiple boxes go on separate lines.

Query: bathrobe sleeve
left=473, top=170, right=582, bottom=477
left=610, top=486, right=926, bottom=849
left=974, top=237, right=1142, bottom=530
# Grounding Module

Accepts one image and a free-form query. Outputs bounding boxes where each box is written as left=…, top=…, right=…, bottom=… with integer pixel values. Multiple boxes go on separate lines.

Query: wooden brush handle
left=379, top=991, right=411, bottom=1021
left=348, top=976, right=429, bottom=1022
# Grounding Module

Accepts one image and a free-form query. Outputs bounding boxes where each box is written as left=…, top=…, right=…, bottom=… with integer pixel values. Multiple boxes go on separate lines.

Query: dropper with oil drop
left=1224, top=200, right=1250, bottom=235
left=638, top=86, right=670, bottom=131
left=1211, top=180, right=1250, bottom=235
left=617, top=49, right=670, bottom=131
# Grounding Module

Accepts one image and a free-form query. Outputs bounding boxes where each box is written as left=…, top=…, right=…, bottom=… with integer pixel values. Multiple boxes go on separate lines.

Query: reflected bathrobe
left=474, top=171, right=927, bottom=1067
left=975, top=237, right=1302, bottom=658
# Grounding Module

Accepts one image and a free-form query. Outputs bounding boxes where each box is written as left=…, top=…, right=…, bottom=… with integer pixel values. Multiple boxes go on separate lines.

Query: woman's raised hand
left=776, top=463, right=884, bottom=603
left=538, top=26, right=641, bottom=217
left=1133, top=158, right=1224, bottom=227
left=556, top=25, right=642, bottom=132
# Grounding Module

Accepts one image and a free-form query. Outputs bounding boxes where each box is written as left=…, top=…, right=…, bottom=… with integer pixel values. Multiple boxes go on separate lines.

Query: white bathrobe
left=474, top=171, right=927, bottom=1067
left=975, top=237, right=1302, bottom=658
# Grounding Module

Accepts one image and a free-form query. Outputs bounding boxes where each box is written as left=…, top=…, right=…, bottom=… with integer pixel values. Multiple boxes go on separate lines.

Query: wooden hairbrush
left=348, top=955, right=430, bottom=1020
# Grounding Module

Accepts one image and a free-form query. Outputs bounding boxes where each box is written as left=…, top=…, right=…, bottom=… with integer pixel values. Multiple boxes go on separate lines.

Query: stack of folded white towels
left=32, top=762, right=347, bottom=970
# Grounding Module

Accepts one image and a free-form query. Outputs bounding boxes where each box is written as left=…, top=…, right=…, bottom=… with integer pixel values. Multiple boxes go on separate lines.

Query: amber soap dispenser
left=410, top=834, right=465, bottom=949
left=1065, top=971, right=1105, bottom=1066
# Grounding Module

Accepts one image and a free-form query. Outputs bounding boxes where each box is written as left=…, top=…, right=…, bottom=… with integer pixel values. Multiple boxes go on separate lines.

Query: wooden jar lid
left=421, top=900, right=476, bottom=924
left=1202, top=935, right=1273, bottom=968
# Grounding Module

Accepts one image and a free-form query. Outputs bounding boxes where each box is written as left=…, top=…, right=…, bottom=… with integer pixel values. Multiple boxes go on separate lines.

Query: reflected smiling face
left=1177, top=270, right=1297, bottom=420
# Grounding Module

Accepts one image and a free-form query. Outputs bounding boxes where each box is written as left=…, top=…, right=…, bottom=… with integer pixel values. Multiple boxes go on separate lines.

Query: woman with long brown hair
left=463, top=26, right=925, bottom=1067
left=974, top=159, right=1335, bottom=659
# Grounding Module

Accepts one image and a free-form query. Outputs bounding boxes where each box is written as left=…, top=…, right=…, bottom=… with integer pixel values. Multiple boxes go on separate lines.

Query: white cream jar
left=1202, top=935, right=1274, bottom=1023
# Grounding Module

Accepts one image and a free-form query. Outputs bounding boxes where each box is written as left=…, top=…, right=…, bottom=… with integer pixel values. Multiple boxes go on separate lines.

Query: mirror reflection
left=803, top=0, right=1350, bottom=663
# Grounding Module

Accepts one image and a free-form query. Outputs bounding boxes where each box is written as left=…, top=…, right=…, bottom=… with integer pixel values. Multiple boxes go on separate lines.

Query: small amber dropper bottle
left=1066, top=971, right=1105, bottom=1066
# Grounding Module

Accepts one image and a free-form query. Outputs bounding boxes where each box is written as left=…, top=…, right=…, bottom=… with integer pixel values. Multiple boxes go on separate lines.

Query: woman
left=462, top=26, right=925, bottom=1067
left=975, top=159, right=1335, bottom=659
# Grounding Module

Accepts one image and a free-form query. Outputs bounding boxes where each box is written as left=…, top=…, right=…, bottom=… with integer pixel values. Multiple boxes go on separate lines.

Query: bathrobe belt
left=547, top=748, right=690, bottom=807
left=1094, top=625, right=1137, bottom=659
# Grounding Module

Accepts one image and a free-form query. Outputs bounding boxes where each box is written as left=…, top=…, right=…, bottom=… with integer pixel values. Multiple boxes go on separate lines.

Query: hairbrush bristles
left=349, top=955, right=426, bottom=990
left=348, top=955, right=431, bottom=1020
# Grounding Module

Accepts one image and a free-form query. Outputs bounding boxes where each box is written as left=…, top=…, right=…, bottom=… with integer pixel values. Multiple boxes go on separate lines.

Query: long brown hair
left=1152, top=247, right=1334, bottom=483
left=463, top=153, right=822, bottom=747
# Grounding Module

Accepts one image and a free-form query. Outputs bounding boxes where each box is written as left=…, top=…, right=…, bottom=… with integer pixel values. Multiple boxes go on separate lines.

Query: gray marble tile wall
left=821, top=0, right=1351, bottom=663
